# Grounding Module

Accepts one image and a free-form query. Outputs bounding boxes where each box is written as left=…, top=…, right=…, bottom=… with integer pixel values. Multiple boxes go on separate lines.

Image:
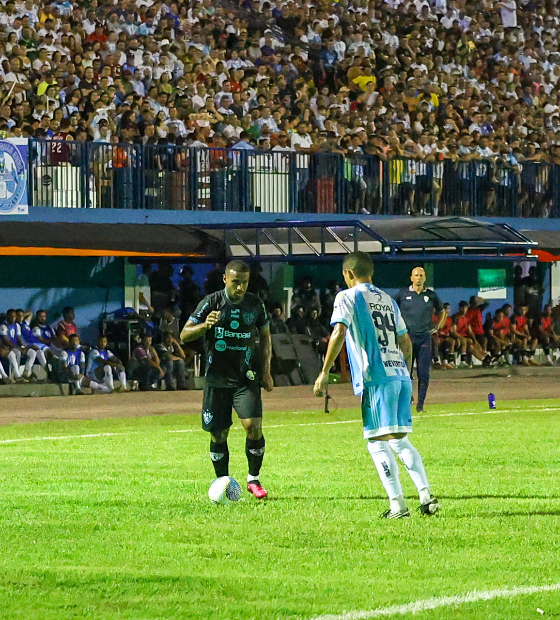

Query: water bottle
left=488, top=393, right=496, bottom=410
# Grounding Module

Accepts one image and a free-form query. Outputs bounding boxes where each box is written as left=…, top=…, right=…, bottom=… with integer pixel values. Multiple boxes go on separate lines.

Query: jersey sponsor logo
left=243, top=311, right=255, bottom=325
left=424, top=296, right=429, bottom=303
left=224, top=330, right=250, bottom=339
left=231, top=308, right=240, bottom=318
left=215, top=326, right=224, bottom=339
left=215, top=340, right=227, bottom=352
left=369, top=302, right=393, bottom=313
left=246, top=370, right=256, bottom=381
left=230, top=321, right=239, bottom=329
left=227, top=345, right=248, bottom=351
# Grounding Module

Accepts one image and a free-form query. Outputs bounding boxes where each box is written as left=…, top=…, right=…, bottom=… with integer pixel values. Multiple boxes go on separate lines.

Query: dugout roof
left=0, top=216, right=536, bottom=260
left=197, top=216, right=537, bottom=262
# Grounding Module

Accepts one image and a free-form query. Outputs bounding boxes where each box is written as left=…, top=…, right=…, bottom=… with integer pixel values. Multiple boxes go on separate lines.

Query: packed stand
left=2, top=0, right=560, bottom=215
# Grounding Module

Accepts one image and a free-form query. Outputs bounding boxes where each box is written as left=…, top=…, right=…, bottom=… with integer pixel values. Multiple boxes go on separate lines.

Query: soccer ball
left=208, top=476, right=242, bottom=505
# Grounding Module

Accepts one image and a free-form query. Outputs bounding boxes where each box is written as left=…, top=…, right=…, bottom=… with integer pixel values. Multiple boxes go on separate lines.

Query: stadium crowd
left=1, top=0, right=560, bottom=214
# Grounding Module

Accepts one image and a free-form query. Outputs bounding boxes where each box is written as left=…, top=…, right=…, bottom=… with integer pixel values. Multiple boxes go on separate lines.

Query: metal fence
left=28, top=139, right=560, bottom=217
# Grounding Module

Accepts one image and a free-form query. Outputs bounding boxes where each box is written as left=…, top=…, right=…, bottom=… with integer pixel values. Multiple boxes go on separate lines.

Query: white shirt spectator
left=498, top=0, right=517, bottom=28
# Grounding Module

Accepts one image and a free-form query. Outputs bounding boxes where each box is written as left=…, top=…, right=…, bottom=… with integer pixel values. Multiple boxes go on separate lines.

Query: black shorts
left=202, top=383, right=262, bottom=433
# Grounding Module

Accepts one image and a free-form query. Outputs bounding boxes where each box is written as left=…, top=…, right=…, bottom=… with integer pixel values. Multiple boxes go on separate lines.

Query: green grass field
left=0, top=398, right=559, bottom=619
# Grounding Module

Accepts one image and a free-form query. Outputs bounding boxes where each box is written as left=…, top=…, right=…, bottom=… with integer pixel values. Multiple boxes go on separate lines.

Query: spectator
left=293, top=276, right=321, bottom=315
left=178, top=266, right=201, bottom=327
left=305, top=308, right=330, bottom=356
left=269, top=303, right=290, bottom=335
left=128, top=333, right=164, bottom=391
left=287, top=305, right=307, bottom=335
left=156, top=331, right=188, bottom=390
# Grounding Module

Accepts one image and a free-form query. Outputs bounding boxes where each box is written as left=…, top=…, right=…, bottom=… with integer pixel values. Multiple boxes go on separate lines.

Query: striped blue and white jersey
left=331, top=283, right=410, bottom=396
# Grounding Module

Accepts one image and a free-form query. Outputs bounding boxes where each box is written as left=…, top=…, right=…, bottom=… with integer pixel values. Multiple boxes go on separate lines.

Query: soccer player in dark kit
left=180, top=260, right=274, bottom=499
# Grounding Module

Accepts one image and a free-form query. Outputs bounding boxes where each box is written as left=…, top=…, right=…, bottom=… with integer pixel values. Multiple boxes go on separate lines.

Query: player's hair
left=15, top=308, right=24, bottom=313
left=6, top=308, right=15, bottom=314
left=342, top=252, right=374, bottom=278
left=225, top=260, right=250, bottom=274
left=62, top=306, right=74, bottom=317
left=459, top=300, right=469, bottom=307
left=68, top=333, right=80, bottom=341
left=36, top=309, right=46, bottom=315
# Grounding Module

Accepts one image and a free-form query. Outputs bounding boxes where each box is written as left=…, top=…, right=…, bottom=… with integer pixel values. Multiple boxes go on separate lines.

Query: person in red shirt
left=451, top=301, right=487, bottom=367
left=510, top=304, right=538, bottom=366
left=55, top=306, right=78, bottom=344
left=432, top=303, right=455, bottom=369
left=488, top=308, right=512, bottom=365
left=466, top=296, right=489, bottom=353
left=536, top=304, right=560, bottom=366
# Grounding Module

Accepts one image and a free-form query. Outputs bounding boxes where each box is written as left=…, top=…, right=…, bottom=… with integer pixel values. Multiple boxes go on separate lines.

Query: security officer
left=394, top=267, right=446, bottom=412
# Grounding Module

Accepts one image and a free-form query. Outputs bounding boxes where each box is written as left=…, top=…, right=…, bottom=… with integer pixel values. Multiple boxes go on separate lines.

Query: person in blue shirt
left=86, top=335, right=129, bottom=393
left=313, top=252, right=439, bottom=519
left=61, top=334, right=86, bottom=394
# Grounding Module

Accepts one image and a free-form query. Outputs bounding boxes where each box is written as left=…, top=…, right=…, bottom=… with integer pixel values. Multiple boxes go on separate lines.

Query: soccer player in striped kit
left=314, top=252, right=439, bottom=519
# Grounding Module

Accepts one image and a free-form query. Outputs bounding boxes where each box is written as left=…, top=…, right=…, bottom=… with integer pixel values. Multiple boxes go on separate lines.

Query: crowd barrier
left=28, top=139, right=560, bottom=217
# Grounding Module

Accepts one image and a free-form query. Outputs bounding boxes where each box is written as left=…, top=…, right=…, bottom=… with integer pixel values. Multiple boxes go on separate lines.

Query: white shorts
left=361, top=380, right=413, bottom=439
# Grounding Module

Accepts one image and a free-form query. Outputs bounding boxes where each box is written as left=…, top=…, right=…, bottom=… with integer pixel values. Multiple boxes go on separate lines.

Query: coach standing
left=394, top=267, right=446, bottom=413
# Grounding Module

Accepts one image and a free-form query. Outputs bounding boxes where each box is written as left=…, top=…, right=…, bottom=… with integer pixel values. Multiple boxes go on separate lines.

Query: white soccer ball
left=208, top=476, right=242, bottom=505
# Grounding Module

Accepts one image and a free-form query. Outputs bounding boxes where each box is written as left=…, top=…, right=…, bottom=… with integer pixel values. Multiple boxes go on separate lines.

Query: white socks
left=0, top=362, right=7, bottom=379
left=367, top=440, right=406, bottom=512
left=368, top=437, right=433, bottom=509
left=89, top=380, right=112, bottom=394
left=24, top=349, right=37, bottom=374
left=103, top=365, right=115, bottom=391
left=8, top=350, right=21, bottom=378
left=118, top=370, right=127, bottom=390
left=35, top=349, right=48, bottom=368
left=388, top=437, right=431, bottom=504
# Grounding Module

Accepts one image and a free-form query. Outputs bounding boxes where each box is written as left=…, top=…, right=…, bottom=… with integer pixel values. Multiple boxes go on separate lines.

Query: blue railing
left=28, top=139, right=560, bottom=217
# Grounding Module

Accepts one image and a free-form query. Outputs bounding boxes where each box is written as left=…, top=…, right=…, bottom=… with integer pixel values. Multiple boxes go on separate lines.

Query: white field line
left=0, top=405, right=558, bottom=445
left=311, top=582, right=560, bottom=620
left=0, top=432, right=133, bottom=444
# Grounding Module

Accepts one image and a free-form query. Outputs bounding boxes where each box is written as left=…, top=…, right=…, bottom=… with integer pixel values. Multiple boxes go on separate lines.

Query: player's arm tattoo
left=259, top=325, right=272, bottom=376
left=397, top=332, right=413, bottom=373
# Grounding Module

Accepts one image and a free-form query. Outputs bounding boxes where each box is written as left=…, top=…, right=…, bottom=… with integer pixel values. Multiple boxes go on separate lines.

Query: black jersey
left=189, top=290, right=269, bottom=388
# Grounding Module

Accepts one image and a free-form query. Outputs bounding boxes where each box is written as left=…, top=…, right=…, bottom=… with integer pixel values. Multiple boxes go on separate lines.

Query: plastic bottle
left=488, top=393, right=496, bottom=410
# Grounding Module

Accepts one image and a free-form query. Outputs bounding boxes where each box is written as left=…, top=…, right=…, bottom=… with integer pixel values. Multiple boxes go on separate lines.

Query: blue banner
left=0, top=138, right=28, bottom=215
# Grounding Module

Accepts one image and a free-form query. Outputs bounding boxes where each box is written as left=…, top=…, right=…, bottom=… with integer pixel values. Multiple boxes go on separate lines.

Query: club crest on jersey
left=203, top=409, right=213, bottom=425
left=424, top=296, right=429, bottom=303
left=243, top=311, right=255, bottom=325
